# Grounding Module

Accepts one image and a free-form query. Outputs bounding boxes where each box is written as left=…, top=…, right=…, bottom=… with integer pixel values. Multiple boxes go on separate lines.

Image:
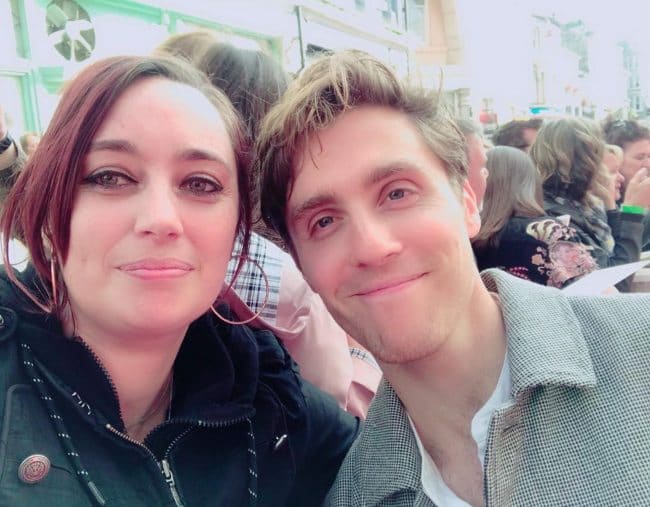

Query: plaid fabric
left=228, top=233, right=286, bottom=325
left=350, top=347, right=380, bottom=370
left=327, top=269, right=650, bottom=506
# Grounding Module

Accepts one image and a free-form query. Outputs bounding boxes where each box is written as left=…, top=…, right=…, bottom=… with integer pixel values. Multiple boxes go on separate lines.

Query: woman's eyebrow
left=88, top=139, right=137, bottom=154
left=176, top=148, right=230, bottom=168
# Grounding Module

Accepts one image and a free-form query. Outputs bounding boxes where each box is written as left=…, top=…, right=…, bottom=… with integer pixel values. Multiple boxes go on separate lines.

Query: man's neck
left=381, top=285, right=506, bottom=452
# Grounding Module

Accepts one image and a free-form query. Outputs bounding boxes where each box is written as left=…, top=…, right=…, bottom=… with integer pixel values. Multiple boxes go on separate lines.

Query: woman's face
left=61, top=77, right=240, bottom=339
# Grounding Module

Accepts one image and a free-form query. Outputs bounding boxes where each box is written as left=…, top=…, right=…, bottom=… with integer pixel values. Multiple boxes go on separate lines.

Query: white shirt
left=410, top=354, right=512, bottom=506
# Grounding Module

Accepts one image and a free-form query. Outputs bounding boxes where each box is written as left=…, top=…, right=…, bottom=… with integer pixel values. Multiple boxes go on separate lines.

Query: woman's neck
left=65, top=318, right=186, bottom=442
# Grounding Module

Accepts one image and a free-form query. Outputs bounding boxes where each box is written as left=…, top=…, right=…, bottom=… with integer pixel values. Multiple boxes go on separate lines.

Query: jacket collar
left=355, top=269, right=597, bottom=503
left=354, top=379, right=425, bottom=505
left=481, top=269, right=597, bottom=396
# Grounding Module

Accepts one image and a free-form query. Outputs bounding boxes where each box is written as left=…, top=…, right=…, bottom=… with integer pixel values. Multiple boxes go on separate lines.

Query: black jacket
left=0, top=268, right=359, bottom=506
left=544, top=196, right=643, bottom=291
left=474, top=215, right=598, bottom=288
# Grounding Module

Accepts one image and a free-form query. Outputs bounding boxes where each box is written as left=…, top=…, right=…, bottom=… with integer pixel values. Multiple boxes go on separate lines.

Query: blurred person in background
left=603, top=144, right=625, bottom=203
left=603, top=118, right=650, bottom=251
left=0, top=54, right=357, bottom=506
left=0, top=104, right=28, bottom=271
left=154, top=30, right=217, bottom=64
left=531, top=118, right=647, bottom=291
left=491, top=117, right=543, bottom=152
left=455, top=118, right=489, bottom=208
left=19, top=131, right=41, bottom=157
left=473, top=146, right=597, bottom=287
left=157, top=35, right=380, bottom=416
left=0, top=104, right=25, bottom=202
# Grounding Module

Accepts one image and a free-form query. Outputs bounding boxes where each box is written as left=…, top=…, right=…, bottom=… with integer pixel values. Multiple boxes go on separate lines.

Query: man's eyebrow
left=88, top=139, right=137, bottom=154
left=366, top=164, right=411, bottom=186
left=290, top=193, right=336, bottom=225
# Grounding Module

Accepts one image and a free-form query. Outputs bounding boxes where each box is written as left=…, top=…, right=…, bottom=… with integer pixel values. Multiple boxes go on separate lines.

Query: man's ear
left=462, top=180, right=481, bottom=238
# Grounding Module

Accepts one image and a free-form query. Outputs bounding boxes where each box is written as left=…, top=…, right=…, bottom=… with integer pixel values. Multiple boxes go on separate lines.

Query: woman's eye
left=83, top=170, right=132, bottom=188
left=388, top=188, right=406, bottom=200
left=181, top=176, right=222, bottom=195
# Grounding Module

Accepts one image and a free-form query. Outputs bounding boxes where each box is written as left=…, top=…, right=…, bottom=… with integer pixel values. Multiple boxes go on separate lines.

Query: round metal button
left=18, top=454, right=50, bottom=484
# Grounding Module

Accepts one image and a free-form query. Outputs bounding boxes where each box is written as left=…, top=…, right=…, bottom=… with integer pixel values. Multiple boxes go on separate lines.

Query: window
left=405, top=0, right=425, bottom=40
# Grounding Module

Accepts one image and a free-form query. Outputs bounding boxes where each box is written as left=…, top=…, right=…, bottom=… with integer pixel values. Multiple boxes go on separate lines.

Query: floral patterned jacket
left=474, top=216, right=598, bottom=288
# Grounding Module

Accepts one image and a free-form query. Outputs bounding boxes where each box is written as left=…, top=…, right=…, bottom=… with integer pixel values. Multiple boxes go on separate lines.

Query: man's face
left=286, top=105, right=481, bottom=364
left=466, top=134, right=488, bottom=207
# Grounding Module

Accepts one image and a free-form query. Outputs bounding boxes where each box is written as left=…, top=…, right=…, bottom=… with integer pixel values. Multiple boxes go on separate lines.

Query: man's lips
left=353, top=272, right=426, bottom=297
left=118, top=258, right=194, bottom=279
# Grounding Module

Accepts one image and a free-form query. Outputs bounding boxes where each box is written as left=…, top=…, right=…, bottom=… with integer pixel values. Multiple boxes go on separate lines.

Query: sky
left=454, top=0, right=650, bottom=118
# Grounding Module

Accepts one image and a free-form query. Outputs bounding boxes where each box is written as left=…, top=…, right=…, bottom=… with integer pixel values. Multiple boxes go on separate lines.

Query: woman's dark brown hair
left=602, top=117, right=650, bottom=149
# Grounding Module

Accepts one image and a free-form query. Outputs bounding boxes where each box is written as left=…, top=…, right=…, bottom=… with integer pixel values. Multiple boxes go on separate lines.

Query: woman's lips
left=118, top=259, right=194, bottom=280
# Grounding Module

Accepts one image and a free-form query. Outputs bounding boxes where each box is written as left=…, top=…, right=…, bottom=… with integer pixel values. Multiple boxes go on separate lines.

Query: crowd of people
left=0, top=32, right=648, bottom=506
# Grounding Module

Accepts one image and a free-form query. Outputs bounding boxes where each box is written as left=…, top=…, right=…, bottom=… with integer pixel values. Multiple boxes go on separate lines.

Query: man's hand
left=623, top=167, right=650, bottom=208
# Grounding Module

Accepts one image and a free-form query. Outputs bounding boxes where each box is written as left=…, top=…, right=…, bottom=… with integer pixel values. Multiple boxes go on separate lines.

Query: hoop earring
left=49, top=256, right=58, bottom=314
left=210, top=255, right=270, bottom=326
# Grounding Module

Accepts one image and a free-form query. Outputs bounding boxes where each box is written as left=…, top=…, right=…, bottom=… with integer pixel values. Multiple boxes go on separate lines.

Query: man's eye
left=182, top=177, right=222, bottom=195
left=316, top=216, right=334, bottom=228
left=388, top=189, right=406, bottom=200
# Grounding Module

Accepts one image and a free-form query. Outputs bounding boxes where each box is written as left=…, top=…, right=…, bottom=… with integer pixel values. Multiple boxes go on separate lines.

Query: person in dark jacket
left=0, top=55, right=358, bottom=507
left=602, top=117, right=650, bottom=251
left=473, top=146, right=597, bottom=287
left=0, top=102, right=25, bottom=204
left=530, top=117, right=647, bottom=291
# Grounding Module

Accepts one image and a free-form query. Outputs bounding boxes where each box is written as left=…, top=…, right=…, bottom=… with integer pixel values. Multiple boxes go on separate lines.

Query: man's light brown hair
left=255, top=49, right=468, bottom=253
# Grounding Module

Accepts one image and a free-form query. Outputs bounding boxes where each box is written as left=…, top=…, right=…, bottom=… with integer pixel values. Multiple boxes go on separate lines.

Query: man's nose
left=349, top=214, right=402, bottom=268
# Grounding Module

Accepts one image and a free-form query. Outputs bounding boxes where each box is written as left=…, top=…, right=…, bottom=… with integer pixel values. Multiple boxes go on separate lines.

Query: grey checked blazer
left=326, top=269, right=650, bottom=506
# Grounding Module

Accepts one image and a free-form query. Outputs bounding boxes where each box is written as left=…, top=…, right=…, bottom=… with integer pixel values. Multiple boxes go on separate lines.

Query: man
left=492, top=118, right=542, bottom=152
left=255, top=50, right=650, bottom=506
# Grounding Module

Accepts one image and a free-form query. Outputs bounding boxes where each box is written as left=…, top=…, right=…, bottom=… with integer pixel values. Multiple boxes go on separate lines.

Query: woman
left=602, top=118, right=650, bottom=250
left=602, top=118, right=650, bottom=191
left=0, top=56, right=357, bottom=506
left=530, top=118, right=645, bottom=291
left=473, top=146, right=597, bottom=287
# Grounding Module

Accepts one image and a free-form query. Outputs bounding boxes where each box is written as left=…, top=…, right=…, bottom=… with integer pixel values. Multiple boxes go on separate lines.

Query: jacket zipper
left=106, top=423, right=186, bottom=507
left=160, top=459, right=184, bottom=507
left=106, top=414, right=253, bottom=507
